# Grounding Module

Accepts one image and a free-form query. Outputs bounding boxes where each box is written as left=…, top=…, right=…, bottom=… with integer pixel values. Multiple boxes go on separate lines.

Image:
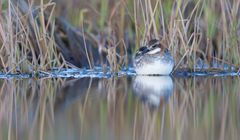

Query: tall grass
left=0, top=0, right=65, bottom=73
left=0, top=0, right=239, bottom=72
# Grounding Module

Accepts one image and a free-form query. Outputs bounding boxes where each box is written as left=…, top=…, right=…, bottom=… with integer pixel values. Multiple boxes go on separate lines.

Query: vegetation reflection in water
left=0, top=77, right=239, bottom=140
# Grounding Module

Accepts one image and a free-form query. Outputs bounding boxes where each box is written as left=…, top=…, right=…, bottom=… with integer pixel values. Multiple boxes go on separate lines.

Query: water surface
left=0, top=76, right=239, bottom=140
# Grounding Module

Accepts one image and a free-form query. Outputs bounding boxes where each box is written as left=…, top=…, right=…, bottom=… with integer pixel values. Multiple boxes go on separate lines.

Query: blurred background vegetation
left=0, top=0, right=239, bottom=73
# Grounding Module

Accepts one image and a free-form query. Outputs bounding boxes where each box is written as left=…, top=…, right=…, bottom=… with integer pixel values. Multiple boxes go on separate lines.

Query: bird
left=133, top=39, right=174, bottom=75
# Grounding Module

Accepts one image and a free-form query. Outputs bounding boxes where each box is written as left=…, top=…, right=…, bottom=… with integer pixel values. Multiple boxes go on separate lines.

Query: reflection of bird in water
left=133, top=39, right=174, bottom=75
left=133, top=76, right=174, bottom=107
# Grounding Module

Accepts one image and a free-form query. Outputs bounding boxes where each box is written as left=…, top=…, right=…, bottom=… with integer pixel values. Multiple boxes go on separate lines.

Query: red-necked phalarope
left=133, top=39, right=174, bottom=75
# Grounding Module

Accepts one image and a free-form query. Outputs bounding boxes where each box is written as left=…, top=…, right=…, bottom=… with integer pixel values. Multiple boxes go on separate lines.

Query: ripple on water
left=0, top=66, right=238, bottom=78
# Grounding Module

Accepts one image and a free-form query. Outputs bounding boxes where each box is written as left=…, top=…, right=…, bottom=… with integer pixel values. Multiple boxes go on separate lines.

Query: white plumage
left=134, top=59, right=174, bottom=75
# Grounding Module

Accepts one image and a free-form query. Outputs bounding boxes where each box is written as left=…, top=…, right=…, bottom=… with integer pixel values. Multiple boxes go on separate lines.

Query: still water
left=0, top=76, right=239, bottom=140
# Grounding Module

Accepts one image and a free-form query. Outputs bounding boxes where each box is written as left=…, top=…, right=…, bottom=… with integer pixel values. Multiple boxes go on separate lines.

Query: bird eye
left=152, top=44, right=158, bottom=48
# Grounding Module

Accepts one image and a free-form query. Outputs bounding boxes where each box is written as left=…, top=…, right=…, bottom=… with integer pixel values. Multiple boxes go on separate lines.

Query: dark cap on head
left=148, top=39, right=160, bottom=47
